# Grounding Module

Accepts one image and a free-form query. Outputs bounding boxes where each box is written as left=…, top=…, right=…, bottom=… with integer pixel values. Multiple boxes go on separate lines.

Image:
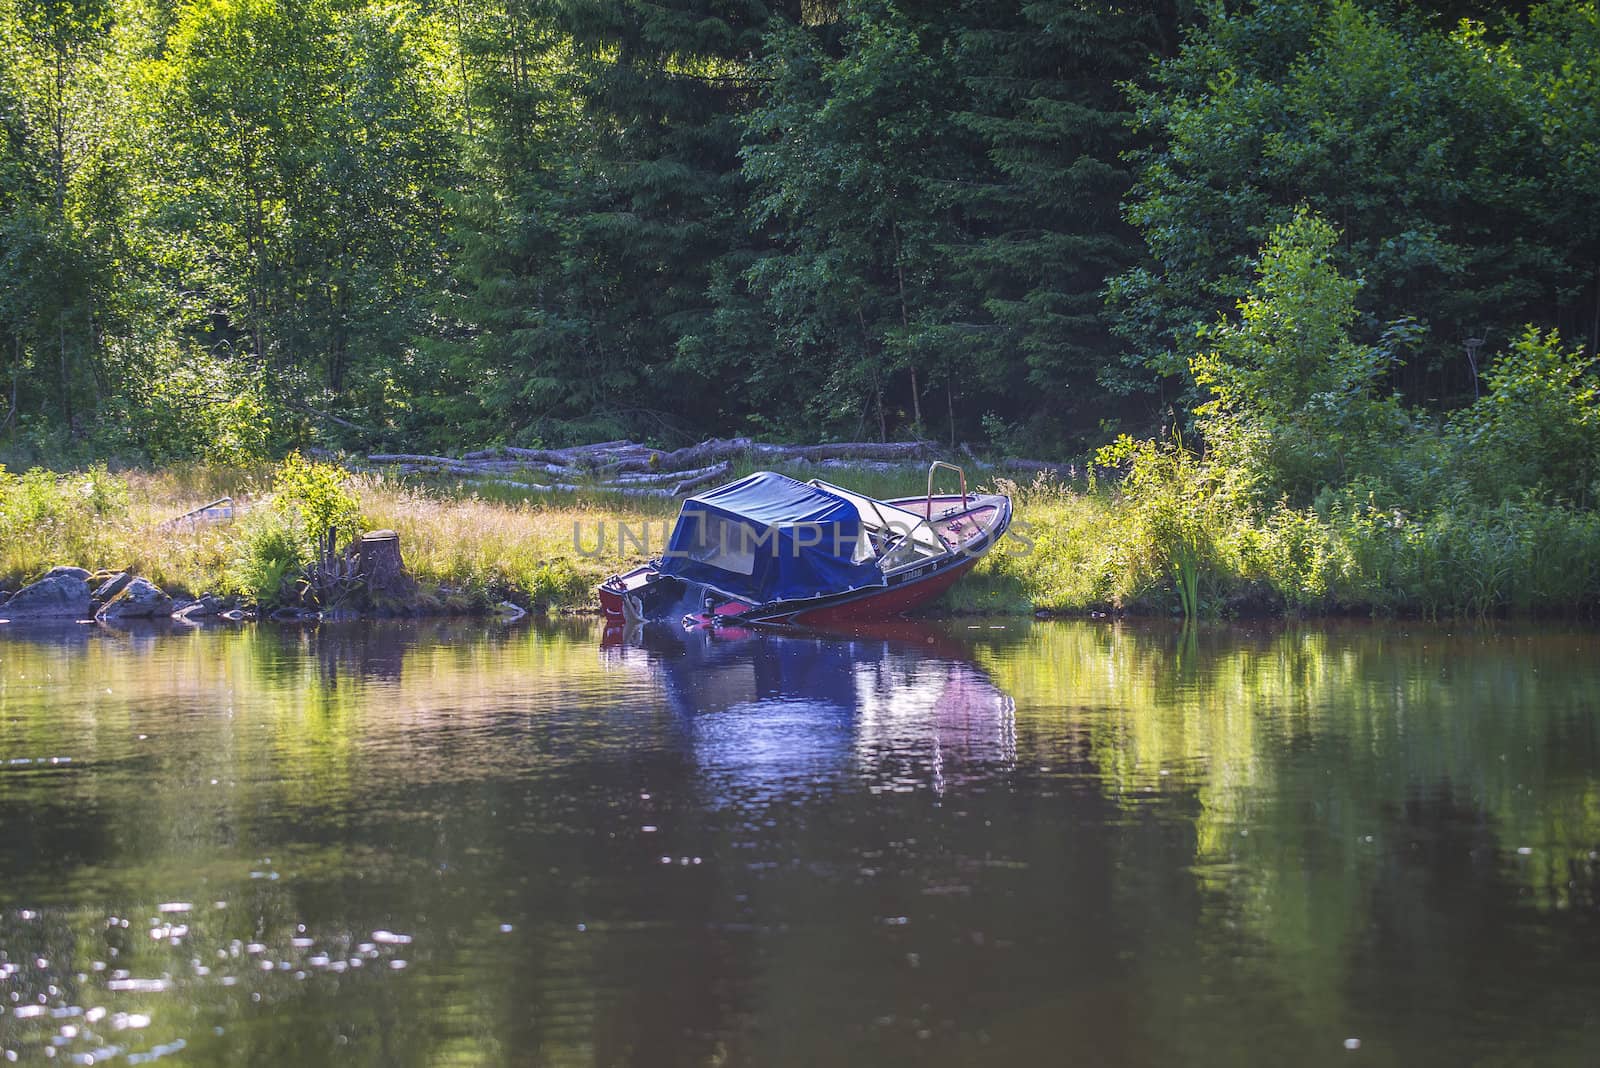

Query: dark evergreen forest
left=0, top=0, right=1595, bottom=461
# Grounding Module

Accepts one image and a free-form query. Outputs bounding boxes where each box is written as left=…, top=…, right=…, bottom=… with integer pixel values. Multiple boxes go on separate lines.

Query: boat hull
left=749, top=554, right=980, bottom=625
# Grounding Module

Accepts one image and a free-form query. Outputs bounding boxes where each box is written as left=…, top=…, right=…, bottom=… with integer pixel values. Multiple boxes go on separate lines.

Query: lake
left=1, top=618, right=1597, bottom=1066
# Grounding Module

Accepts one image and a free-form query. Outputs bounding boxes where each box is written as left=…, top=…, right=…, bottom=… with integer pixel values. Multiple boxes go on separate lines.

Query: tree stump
left=352, top=530, right=415, bottom=608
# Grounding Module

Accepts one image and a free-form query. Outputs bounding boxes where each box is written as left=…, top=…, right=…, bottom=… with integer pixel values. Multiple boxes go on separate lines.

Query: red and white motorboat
left=598, top=462, right=1011, bottom=628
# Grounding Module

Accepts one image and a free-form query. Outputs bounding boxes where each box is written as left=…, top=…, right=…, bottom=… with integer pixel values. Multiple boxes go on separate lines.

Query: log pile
left=356, top=438, right=934, bottom=497
left=355, top=437, right=1067, bottom=498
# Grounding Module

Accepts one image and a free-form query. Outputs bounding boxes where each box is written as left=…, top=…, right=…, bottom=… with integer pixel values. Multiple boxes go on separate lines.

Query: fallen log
left=369, top=452, right=463, bottom=466
left=495, top=446, right=577, bottom=464
left=600, top=437, right=937, bottom=474
left=599, top=437, right=754, bottom=474
left=673, top=463, right=733, bottom=495
left=608, top=460, right=732, bottom=487
left=362, top=438, right=1071, bottom=496
left=564, top=438, right=633, bottom=455
left=379, top=459, right=579, bottom=479
left=752, top=440, right=937, bottom=462
left=461, top=478, right=678, bottom=500
left=812, top=459, right=926, bottom=473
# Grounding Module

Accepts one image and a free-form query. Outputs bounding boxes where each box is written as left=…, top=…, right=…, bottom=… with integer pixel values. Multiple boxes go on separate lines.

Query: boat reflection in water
left=602, top=621, right=1016, bottom=801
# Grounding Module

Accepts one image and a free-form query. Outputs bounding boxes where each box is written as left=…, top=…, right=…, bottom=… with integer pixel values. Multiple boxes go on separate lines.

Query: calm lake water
left=0, top=618, right=1597, bottom=1066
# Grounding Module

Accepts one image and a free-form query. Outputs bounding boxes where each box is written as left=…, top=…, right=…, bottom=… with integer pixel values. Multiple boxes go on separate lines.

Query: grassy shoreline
left=3, top=461, right=1600, bottom=620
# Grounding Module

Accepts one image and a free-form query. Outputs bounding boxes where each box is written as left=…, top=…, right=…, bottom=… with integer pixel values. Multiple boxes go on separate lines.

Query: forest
left=0, top=0, right=1592, bottom=460
left=4, top=0, right=1600, bottom=616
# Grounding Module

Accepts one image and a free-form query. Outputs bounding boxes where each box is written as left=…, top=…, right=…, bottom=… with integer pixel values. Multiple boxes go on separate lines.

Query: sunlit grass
left=0, top=461, right=1042, bottom=612
left=0, top=465, right=673, bottom=608
left=12, top=459, right=1595, bottom=617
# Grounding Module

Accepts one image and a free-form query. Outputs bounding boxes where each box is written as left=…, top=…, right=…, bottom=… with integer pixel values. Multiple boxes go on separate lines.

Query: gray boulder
left=175, top=594, right=225, bottom=620
left=96, top=577, right=174, bottom=622
left=3, top=569, right=93, bottom=619
left=92, top=571, right=134, bottom=603
left=44, top=566, right=91, bottom=581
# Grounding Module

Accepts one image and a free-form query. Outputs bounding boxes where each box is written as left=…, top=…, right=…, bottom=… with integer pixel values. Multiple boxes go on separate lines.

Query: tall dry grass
left=0, top=465, right=671, bottom=607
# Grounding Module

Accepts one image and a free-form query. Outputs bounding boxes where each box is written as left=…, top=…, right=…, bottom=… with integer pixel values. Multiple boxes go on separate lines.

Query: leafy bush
left=270, top=452, right=363, bottom=548
left=1446, top=328, right=1600, bottom=505
left=222, top=514, right=309, bottom=605
left=221, top=453, right=363, bottom=606
left=1192, top=209, right=1411, bottom=504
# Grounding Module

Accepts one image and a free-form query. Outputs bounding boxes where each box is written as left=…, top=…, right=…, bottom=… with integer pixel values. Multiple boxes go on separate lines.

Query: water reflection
left=605, top=624, right=1016, bottom=801
left=0, top=619, right=1598, bottom=1066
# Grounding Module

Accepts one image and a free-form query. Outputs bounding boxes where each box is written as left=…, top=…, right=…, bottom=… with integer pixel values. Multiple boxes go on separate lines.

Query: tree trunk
left=947, top=381, right=956, bottom=449
left=59, top=317, right=70, bottom=429
left=894, top=233, right=922, bottom=429
left=1591, top=261, right=1599, bottom=357
left=874, top=371, right=887, bottom=443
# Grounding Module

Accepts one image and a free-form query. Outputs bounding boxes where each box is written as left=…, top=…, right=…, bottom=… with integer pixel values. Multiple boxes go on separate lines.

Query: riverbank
left=0, top=463, right=666, bottom=615
left=4, top=460, right=1600, bottom=620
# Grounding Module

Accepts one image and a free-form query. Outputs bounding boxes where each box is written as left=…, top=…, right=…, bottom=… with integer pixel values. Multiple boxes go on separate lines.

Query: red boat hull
left=758, top=556, right=979, bottom=625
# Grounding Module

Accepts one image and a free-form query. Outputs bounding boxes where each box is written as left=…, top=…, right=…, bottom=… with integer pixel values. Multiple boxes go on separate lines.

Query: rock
left=269, top=606, right=320, bottom=623
left=3, top=569, right=93, bottom=619
left=92, top=571, right=134, bottom=603
left=175, top=594, right=225, bottom=620
left=44, top=566, right=91, bottom=582
left=96, top=578, right=174, bottom=622
left=0, top=590, right=10, bottom=608
left=219, top=608, right=253, bottom=622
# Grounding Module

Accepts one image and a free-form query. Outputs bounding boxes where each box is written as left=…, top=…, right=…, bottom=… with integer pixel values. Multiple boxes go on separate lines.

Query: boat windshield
left=674, top=510, right=759, bottom=576
left=806, top=481, right=948, bottom=565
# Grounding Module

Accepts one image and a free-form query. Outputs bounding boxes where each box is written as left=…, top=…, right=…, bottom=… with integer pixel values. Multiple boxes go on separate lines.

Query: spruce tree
left=443, top=0, right=784, bottom=445
left=940, top=0, right=1192, bottom=443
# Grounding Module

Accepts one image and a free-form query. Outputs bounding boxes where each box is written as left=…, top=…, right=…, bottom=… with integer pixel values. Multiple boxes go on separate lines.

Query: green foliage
left=1116, top=0, right=1600, bottom=405
left=270, top=451, right=361, bottom=547
left=0, top=462, right=124, bottom=540
left=1092, top=433, right=1255, bottom=616
left=437, top=0, right=774, bottom=444
left=220, top=452, right=361, bottom=606
left=0, top=462, right=129, bottom=581
left=1190, top=209, right=1408, bottom=501
left=1446, top=328, right=1600, bottom=505
left=739, top=2, right=962, bottom=437
left=730, top=0, right=1187, bottom=442
left=138, top=345, right=276, bottom=466
left=221, top=510, right=308, bottom=606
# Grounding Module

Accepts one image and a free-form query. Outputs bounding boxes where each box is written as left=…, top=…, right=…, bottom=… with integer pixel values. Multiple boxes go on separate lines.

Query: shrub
left=1191, top=209, right=1411, bottom=504
left=222, top=513, right=309, bottom=605
left=270, top=452, right=363, bottom=548
left=1093, top=434, right=1250, bottom=616
left=1446, top=327, right=1600, bottom=506
left=220, top=453, right=363, bottom=607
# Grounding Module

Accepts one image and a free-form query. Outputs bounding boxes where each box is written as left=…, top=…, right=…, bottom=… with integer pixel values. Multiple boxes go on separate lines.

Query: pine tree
left=442, top=0, right=785, bottom=445
left=944, top=1, right=1190, bottom=426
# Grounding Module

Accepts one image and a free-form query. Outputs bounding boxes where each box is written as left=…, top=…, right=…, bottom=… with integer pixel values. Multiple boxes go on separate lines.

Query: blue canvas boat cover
left=656, top=471, right=886, bottom=604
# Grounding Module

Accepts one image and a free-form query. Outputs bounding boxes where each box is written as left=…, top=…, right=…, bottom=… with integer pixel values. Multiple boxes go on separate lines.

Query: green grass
left=6, top=460, right=1599, bottom=618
